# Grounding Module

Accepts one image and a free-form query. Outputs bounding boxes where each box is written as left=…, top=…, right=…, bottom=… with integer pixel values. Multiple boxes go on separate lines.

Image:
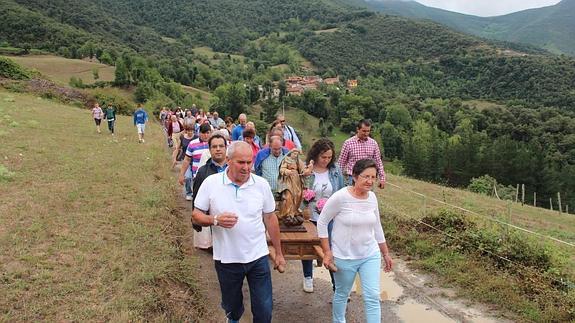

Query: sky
left=414, top=0, right=562, bottom=17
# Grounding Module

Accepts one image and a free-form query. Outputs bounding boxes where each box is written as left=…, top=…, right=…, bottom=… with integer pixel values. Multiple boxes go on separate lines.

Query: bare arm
left=178, top=155, right=191, bottom=185
left=263, top=212, right=286, bottom=270
left=379, top=242, right=393, bottom=272
left=192, top=208, right=238, bottom=228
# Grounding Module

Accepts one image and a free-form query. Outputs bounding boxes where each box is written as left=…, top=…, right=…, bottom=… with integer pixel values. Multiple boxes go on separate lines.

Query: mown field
left=0, top=90, right=202, bottom=321
left=2, top=55, right=115, bottom=85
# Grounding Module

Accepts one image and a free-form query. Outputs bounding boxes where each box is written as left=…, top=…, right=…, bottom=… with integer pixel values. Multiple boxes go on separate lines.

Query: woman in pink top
left=91, top=102, right=103, bottom=134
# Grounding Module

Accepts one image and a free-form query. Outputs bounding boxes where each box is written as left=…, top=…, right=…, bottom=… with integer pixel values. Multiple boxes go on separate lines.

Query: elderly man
left=192, top=141, right=285, bottom=323
left=277, top=114, right=302, bottom=150
left=209, top=111, right=225, bottom=129
left=231, top=113, right=247, bottom=141
left=254, top=135, right=289, bottom=192
left=338, top=119, right=386, bottom=188
left=238, top=121, right=263, bottom=148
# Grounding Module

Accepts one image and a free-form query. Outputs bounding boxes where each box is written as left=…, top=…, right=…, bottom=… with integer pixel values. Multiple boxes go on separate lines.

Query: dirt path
left=172, top=166, right=508, bottom=323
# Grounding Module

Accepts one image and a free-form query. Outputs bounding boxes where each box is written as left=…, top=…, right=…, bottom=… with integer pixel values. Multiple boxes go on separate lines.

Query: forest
left=1, top=0, right=574, bottom=211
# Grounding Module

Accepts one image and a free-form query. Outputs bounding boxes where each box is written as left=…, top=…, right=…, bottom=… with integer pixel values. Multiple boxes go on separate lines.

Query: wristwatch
left=213, top=215, right=219, bottom=226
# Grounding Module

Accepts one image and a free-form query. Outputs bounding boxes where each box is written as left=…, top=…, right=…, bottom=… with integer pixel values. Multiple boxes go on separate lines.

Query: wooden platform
left=268, top=221, right=325, bottom=262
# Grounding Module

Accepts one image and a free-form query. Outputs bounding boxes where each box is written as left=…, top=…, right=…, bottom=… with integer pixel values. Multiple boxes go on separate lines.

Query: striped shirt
left=185, top=138, right=209, bottom=178
left=261, top=153, right=285, bottom=192
left=338, top=136, right=386, bottom=183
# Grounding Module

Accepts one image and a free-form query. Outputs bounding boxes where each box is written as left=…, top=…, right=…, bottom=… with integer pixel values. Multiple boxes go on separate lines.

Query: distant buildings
left=285, top=75, right=346, bottom=96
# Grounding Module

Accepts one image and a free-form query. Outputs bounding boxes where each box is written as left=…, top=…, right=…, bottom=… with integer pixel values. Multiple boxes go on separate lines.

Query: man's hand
left=273, top=253, right=286, bottom=273
left=216, top=212, right=238, bottom=229
left=378, top=180, right=385, bottom=189
left=178, top=174, right=185, bottom=185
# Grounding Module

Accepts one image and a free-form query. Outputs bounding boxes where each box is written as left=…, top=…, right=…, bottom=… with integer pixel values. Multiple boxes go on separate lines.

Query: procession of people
left=89, top=102, right=393, bottom=323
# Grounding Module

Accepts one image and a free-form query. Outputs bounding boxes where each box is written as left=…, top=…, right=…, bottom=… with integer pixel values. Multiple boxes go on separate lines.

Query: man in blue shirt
left=133, top=104, right=148, bottom=143
left=231, top=113, right=247, bottom=141
left=277, top=114, right=302, bottom=150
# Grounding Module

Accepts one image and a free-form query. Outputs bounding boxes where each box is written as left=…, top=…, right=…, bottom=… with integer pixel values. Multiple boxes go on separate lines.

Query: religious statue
left=276, top=149, right=313, bottom=227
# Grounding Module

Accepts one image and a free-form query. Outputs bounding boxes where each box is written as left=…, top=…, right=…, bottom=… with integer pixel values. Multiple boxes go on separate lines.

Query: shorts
left=94, top=118, right=102, bottom=126
left=136, top=123, right=146, bottom=134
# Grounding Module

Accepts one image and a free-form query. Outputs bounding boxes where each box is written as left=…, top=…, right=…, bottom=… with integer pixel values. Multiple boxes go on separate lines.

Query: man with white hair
left=209, top=111, right=225, bottom=129
left=193, top=141, right=285, bottom=323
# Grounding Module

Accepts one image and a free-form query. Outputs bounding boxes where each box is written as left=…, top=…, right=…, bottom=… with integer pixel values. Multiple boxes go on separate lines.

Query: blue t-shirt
left=133, top=109, right=148, bottom=125
left=231, top=125, right=245, bottom=141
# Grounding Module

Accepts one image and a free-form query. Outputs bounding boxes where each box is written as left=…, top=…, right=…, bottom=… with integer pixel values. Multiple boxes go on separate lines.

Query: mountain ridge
left=350, top=0, right=575, bottom=55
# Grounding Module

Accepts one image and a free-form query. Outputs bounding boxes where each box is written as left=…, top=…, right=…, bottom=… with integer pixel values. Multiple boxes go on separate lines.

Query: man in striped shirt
left=338, top=119, right=386, bottom=188
left=178, top=123, right=212, bottom=200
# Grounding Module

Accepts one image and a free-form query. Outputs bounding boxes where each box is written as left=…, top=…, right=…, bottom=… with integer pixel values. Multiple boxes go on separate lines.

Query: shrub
left=0, top=57, right=32, bottom=80
left=0, top=164, right=14, bottom=182
left=468, top=174, right=496, bottom=195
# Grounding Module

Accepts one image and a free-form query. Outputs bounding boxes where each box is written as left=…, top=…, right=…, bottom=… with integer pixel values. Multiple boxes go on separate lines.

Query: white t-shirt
left=317, top=188, right=386, bottom=259
left=194, top=171, right=275, bottom=264
left=311, top=170, right=333, bottom=221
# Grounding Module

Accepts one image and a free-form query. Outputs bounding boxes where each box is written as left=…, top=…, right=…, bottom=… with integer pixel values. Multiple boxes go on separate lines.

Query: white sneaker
left=185, top=195, right=193, bottom=201
left=303, top=277, right=314, bottom=293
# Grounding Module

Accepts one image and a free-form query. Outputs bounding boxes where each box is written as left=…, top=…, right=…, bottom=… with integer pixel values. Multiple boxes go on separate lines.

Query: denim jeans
left=301, top=220, right=335, bottom=289
left=184, top=177, right=193, bottom=197
left=214, top=255, right=273, bottom=323
left=107, top=119, right=115, bottom=133
left=332, top=253, right=381, bottom=323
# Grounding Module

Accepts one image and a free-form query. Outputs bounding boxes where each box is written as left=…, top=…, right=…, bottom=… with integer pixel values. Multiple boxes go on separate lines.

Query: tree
left=92, top=67, right=99, bottom=81
left=114, top=58, right=130, bottom=86
left=213, top=83, right=247, bottom=119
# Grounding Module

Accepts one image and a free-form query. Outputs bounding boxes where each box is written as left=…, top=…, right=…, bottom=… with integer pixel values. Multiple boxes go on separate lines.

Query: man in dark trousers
left=192, top=141, right=285, bottom=323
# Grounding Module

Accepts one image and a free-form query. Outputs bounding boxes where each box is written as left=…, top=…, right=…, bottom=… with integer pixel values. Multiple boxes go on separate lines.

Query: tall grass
left=0, top=90, right=203, bottom=321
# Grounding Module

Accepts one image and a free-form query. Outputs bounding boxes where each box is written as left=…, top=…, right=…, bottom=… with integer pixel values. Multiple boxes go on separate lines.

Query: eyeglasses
left=357, top=174, right=377, bottom=181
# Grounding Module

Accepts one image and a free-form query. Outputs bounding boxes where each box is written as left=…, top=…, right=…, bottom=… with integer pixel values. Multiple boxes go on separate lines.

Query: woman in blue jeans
left=301, top=138, right=344, bottom=293
left=318, top=158, right=393, bottom=323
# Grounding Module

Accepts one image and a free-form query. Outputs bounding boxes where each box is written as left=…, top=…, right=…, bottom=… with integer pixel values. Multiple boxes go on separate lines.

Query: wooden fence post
left=558, top=192, right=562, bottom=214
left=533, top=192, right=537, bottom=207
left=521, top=184, right=525, bottom=205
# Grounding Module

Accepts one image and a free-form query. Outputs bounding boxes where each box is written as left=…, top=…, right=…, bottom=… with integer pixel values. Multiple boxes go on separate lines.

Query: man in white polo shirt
left=192, top=141, right=285, bottom=323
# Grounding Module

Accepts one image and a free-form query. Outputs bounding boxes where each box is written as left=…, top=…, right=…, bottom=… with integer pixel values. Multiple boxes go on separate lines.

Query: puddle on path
left=396, top=299, right=456, bottom=323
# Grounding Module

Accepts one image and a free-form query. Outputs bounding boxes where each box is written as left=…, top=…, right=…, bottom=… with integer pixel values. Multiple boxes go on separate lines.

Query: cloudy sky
left=414, top=0, right=562, bottom=17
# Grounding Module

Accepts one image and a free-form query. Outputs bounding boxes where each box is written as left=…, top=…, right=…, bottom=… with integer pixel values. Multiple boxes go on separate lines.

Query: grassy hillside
left=3, top=55, right=115, bottom=85
left=0, top=90, right=202, bottom=321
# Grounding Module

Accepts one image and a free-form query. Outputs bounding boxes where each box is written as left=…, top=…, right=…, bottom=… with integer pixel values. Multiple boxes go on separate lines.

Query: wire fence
left=379, top=180, right=575, bottom=290
left=384, top=181, right=575, bottom=248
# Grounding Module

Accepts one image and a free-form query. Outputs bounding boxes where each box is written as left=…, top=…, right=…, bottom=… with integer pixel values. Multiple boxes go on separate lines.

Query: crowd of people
left=94, top=102, right=393, bottom=323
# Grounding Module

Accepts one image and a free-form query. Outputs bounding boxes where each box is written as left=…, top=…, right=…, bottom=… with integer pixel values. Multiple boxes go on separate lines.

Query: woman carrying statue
left=300, top=138, right=344, bottom=293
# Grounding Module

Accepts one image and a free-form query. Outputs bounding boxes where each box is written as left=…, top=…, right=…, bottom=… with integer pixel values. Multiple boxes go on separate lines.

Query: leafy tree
left=114, top=58, right=131, bottom=86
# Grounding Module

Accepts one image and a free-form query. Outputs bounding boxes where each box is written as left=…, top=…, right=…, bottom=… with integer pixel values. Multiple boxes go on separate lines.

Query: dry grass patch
left=0, top=90, right=204, bottom=321
left=3, top=55, right=115, bottom=85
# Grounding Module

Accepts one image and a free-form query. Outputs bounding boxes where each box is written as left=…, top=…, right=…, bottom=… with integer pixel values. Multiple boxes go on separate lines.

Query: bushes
left=386, top=208, right=574, bottom=321
left=90, top=90, right=134, bottom=116
left=0, top=57, right=32, bottom=80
